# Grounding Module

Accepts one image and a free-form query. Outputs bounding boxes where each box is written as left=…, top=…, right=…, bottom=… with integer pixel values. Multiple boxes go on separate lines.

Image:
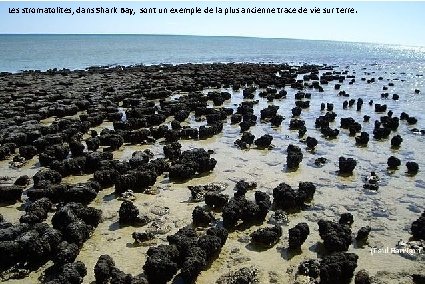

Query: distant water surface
left=0, top=34, right=425, bottom=72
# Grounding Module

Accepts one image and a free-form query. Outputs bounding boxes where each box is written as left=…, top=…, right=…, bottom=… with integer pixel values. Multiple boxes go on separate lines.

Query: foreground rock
left=318, top=220, right=352, bottom=252
left=320, top=252, right=358, bottom=283
left=143, top=225, right=228, bottom=283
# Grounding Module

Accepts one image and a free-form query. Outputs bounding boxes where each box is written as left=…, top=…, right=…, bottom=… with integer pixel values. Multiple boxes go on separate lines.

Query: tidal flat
left=0, top=63, right=424, bottom=283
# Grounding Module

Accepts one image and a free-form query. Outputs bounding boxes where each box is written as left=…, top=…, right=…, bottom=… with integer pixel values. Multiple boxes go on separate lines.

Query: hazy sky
left=1, top=1, right=424, bottom=46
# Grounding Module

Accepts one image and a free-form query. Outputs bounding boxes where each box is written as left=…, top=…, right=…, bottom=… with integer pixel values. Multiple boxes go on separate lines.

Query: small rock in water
left=314, top=157, right=327, bottom=167
left=363, top=172, right=380, bottom=190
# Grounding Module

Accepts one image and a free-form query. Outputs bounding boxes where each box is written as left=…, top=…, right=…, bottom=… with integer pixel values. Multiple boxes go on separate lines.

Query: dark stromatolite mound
left=14, top=175, right=30, bottom=187
left=32, top=169, right=62, bottom=189
left=254, top=134, right=273, bottom=149
left=387, top=156, right=401, bottom=169
left=234, top=180, right=257, bottom=197
left=318, top=220, right=352, bottom=253
left=391, top=134, right=403, bottom=148
left=373, top=125, right=391, bottom=140
left=85, top=136, right=100, bottom=151
left=144, top=225, right=228, bottom=283
left=260, top=105, right=279, bottom=120
left=118, top=200, right=149, bottom=227
left=298, top=182, right=316, bottom=202
left=289, top=118, right=305, bottom=130
left=355, top=132, right=369, bottom=146
left=338, top=213, right=354, bottom=226
left=321, top=126, right=340, bottom=139
left=0, top=185, right=23, bottom=203
left=406, top=161, right=419, bottom=175
left=306, top=136, right=318, bottom=149
left=94, top=254, right=148, bottom=284
left=288, top=222, right=310, bottom=250
left=338, top=156, right=357, bottom=175
left=250, top=225, right=282, bottom=248
left=192, top=206, right=215, bottom=227
left=234, top=132, right=255, bottom=149
left=411, top=211, right=425, bottom=240
left=0, top=223, right=64, bottom=276
left=163, top=142, right=182, bottom=160
left=320, top=252, right=358, bottom=284
left=54, top=241, right=80, bottom=266
left=315, top=157, right=327, bottom=167
left=270, top=114, right=284, bottom=127
left=94, top=254, right=116, bottom=284
left=114, top=169, right=157, bottom=194
left=169, top=148, right=216, bottom=181
left=205, top=192, right=229, bottom=209
left=413, top=274, right=425, bottom=284
left=38, top=144, right=70, bottom=167
left=273, top=182, right=315, bottom=212
left=286, top=144, right=303, bottom=170
left=0, top=143, right=16, bottom=161
left=19, top=197, right=52, bottom=224
left=132, top=231, right=155, bottom=243
left=340, top=117, right=361, bottom=136
left=143, top=244, right=180, bottom=283
left=188, top=183, right=226, bottom=202
left=50, top=203, right=101, bottom=249
left=27, top=181, right=100, bottom=204
left=44, top=261, right=87, bottom=284
left=222, top=195, right=268, bottom=229
left=18, top=145, right=38, bottom=160
left=356, top=226, right=371, bottom=243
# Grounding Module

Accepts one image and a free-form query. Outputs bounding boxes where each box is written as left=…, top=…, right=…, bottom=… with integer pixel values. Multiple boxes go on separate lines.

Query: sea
left=0, top=34, right=425, bottom=72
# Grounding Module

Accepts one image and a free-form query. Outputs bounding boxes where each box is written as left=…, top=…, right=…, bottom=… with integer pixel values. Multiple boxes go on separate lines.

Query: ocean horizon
left=1, top=34, right=425, bottom=73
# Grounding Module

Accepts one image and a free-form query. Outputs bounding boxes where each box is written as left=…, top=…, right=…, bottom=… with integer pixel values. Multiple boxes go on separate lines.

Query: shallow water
left=0, top=62, right=424, bottom=283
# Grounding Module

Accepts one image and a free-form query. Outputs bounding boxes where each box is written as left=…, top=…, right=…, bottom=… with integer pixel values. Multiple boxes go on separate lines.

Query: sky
left=0, top=1, right=425, bottom=47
